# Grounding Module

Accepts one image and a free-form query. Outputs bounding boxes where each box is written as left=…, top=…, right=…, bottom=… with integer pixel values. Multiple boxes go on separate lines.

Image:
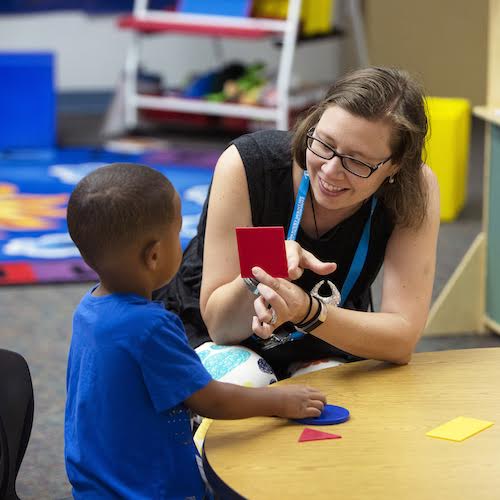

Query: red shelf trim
left=118, top=15, right=275, bottom=38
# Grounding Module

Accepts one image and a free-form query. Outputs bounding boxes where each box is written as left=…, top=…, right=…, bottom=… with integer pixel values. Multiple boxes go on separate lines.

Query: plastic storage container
left=252, top=0, right=334, bottom=36
left=0, top=52, right=55, bottom=150
left=425, top=97, right=471, bottom=222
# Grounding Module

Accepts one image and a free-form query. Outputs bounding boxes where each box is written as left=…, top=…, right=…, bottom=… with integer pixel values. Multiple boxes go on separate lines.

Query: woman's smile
left=318, top=176, right=349, bottom=197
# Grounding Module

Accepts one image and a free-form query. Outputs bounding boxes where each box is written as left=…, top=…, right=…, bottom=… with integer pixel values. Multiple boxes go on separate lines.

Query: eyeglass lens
left=306, top=137, right=372, bottom=178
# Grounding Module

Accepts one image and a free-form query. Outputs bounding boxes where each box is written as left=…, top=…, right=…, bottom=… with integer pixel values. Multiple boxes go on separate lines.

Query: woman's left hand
left=251, top=266, right=310, bottom=338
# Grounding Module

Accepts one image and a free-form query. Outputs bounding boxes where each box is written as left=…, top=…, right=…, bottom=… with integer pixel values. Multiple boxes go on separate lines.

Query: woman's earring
left=388, top=175, right=395, bottom=184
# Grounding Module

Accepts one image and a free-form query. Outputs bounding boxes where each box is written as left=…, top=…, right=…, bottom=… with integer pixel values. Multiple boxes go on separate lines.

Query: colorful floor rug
left=0, top=147, right=216, bottom=285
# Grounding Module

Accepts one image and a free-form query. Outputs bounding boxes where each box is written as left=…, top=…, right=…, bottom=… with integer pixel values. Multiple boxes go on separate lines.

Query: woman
left=158, top=67, right=440, bottom=382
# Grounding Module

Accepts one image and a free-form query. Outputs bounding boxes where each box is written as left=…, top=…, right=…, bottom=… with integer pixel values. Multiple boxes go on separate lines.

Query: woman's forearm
left=312, top=306, right=421, bottom=364
left=202, top=277, right=256, bottom=344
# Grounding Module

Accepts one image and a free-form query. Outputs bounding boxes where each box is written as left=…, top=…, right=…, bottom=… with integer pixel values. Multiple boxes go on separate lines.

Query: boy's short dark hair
left=67, top=163, right=176, bottom=269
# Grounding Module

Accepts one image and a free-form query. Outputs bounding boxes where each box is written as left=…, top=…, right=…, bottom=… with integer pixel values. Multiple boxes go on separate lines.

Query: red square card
left=235, top=226, right=288, bottom=278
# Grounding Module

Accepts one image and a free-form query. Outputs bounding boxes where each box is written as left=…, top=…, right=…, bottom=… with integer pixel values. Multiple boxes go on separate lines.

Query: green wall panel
left=487, top=124, right=500, bottom=322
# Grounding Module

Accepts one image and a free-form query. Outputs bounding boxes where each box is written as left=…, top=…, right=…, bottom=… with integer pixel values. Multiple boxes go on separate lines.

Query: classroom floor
left=2, top=107, right=500, bottom=500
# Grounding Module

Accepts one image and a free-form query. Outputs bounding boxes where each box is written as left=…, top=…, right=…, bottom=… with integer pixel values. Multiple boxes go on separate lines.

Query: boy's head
left=67, top=163, right=182, bottom=289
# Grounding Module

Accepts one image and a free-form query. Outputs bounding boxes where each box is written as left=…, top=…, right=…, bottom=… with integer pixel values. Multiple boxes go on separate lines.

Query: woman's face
left=306, top=105, right=396, bottom=213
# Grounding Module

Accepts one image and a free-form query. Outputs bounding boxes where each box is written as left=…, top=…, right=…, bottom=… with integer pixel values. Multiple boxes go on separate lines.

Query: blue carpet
left=0, top=147, right=213, bottom=284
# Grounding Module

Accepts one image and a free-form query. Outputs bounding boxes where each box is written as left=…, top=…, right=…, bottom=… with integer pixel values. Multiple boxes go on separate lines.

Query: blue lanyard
left=258, top=171, right=377, bottom=347
left=287, top=171, right=310, bottom=241
left=287, top=171, right=377, bottom=307
left=340, top=195, right=377, bottom=305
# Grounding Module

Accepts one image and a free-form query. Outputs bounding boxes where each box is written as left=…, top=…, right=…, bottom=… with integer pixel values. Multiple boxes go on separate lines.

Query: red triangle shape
left=298, top=428, right=342, bottom=442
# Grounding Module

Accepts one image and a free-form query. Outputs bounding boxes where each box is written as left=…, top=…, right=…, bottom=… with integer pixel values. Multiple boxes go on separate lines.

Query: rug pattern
left=0, top=148, right=215, bottom=285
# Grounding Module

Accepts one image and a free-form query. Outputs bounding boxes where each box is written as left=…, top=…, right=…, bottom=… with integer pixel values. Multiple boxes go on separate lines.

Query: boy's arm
left=184, top=380, right=326, bottom=420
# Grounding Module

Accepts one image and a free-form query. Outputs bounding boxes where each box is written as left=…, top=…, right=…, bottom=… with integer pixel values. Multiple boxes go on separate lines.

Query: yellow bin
left=424, top=97, right=471, bottom=222
left=253, top=0, right=334, bottom=36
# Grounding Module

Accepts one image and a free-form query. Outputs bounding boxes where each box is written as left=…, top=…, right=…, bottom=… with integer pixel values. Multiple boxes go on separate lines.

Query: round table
left=203, top=348, right=500, bottom=499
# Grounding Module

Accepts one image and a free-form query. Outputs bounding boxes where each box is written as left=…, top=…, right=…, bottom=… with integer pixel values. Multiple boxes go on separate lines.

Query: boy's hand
left=185, top=380, right=326, bottom=420
left=273, top=384, right=326, bottom=419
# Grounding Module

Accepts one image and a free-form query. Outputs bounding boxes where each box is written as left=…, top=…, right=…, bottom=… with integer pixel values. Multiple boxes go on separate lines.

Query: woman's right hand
left=251, top=267, right=309, bottom=338
left=285, top=240, right=337, bottom=280
left=273, top=384, right=327, bottom=419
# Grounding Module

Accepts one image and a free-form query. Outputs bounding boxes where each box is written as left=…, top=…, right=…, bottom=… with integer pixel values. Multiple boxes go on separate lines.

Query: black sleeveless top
left=155, top=130, right=395, bottom=378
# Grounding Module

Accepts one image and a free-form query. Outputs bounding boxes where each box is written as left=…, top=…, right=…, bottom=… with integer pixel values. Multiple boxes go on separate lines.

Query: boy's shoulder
left=75, top=290, right=185, bottom=340
left=71, top=292, right=193, bottom=372
left=148, top=303, right=186, bottom=337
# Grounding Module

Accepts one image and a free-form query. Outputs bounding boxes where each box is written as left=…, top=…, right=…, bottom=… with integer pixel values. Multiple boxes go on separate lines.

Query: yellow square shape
left=426, top=416, right=494, bottom=442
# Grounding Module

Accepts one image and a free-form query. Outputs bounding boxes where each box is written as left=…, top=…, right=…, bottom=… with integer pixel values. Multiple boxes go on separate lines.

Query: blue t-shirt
left=64, top=288, right=213, bottom=499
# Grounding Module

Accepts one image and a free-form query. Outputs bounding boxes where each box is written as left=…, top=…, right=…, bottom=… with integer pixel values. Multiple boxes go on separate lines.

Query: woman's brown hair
left=292, top=67, right=429, bottom=229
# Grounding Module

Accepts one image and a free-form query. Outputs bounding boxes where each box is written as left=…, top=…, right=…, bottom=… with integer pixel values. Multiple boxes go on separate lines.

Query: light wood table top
left=203, top=348, right=500, bottom=499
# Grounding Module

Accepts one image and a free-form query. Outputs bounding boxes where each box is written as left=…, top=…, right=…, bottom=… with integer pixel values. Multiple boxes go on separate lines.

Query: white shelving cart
left=115, top=0, right=368, bottom=131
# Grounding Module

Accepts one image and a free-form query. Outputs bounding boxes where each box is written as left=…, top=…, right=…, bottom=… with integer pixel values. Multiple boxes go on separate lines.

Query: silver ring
left=269, top=308, right=278, bottom=325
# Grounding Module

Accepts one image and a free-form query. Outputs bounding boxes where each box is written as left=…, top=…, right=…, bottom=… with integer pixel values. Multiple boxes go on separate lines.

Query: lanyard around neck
left=287, top=171, right=377, bottom=307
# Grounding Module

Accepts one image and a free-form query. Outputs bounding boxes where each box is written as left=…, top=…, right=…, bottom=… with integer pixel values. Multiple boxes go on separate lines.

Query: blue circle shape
left=294, top=404, right=350, bottom=425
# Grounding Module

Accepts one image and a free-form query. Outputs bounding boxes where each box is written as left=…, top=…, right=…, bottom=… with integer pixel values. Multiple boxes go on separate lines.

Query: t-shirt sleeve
left=139, top=310, right=213, bottom=413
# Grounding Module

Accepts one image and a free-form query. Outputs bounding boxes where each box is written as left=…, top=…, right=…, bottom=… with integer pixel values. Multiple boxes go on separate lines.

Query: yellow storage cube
left=252, top=0, right=288, bottom=18
left=302, top=0, right=333, bottom=36
left=424, top=97, right=471, bottom=222
left=253, top=0, right=334, bottom=36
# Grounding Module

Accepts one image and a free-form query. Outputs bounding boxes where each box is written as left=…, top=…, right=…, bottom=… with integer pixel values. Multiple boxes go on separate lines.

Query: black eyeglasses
left=306, top=128, right=392, bottom=178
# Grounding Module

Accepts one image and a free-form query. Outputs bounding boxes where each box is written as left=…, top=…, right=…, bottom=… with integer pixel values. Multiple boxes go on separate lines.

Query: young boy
left=64, top=163, right=326, bottom=499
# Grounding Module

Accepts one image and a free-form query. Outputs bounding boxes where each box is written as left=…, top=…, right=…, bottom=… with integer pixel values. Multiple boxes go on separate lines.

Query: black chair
left=0, top=349, right=34, bottom=500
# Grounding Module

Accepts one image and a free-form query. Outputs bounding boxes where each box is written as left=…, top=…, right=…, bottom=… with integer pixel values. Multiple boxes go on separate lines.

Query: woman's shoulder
left=232, top=129, right=291, bottom=148
left=421, top=163, right=439, bottom=194
left=231, top=129, right=292, bottom=169
left=420, top=163, right=440, bottom=221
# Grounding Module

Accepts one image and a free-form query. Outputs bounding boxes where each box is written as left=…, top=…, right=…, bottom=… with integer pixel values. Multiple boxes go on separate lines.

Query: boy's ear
left=143, top=240, right=161, bottom=271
